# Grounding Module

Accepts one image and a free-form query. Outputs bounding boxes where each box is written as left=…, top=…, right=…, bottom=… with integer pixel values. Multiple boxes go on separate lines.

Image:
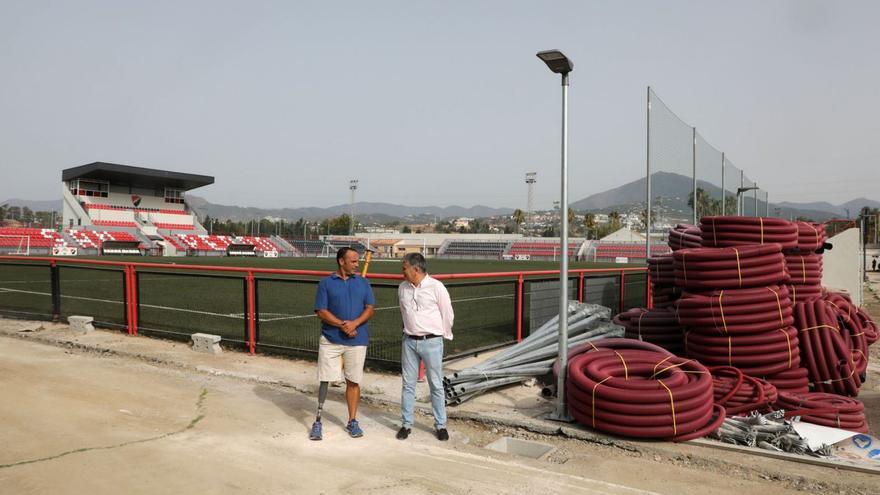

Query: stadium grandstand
left=55, top=162, right=292, bottom=257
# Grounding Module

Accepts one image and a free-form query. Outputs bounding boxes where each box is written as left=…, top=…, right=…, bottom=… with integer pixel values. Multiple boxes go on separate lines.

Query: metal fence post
left=50, top=261, right=60, bottom=322
left=577, top=271, right=584, bottom=302
left=131, top=267, right=139, bottom=335
left=516, top=274, right=524, bottom=342
left=246, top=271, right=256, bottom=355
left=619, top=271, right=626, bottom=313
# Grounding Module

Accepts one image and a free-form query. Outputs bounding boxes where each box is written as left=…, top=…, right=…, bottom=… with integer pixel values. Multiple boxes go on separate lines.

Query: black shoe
left=436, top=428, right=449, bottom=441
left=396, top=427, right=411, bottom=440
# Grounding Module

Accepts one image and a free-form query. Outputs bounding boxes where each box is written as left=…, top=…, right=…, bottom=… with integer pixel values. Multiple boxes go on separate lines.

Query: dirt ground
left=0, top=275, right=878, bottom=494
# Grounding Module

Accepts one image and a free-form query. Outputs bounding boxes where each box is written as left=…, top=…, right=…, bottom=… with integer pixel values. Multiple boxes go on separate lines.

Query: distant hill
left=568, top=172, right=877, bottom=222
left=186, top=196, right=514, bottom=222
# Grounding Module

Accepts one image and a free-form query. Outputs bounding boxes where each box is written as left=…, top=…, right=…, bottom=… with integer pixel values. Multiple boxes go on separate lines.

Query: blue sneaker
left=309, top=421, right=322, bottom=441
left=346, top=419, right=364, bottom=438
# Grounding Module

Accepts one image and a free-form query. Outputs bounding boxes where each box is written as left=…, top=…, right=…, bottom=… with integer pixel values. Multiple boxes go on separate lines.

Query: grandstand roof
left=62, top=162, right=214, bottom=191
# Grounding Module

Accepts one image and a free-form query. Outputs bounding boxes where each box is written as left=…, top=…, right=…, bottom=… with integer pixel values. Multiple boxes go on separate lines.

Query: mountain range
left=5, top=173, right=879, bottom=223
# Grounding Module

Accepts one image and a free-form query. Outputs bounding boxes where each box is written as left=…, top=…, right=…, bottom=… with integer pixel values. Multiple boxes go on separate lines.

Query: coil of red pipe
left=651, top=285, right=681, bottom=309
left=784, top=252, right=823, bottom=303
left=793, top=299, right=864, bottom=396
left=677, top=285, right=795, bottom=334
left=566, top=339, right=724, bottom=441
left=699, top=216, right=798, bottom=250
left=673, top=244, right=789, bottom=290
left=668, top=224, right=702, bottom=251
left=648, top=254, right=675, bottom=286
left=710, top=366, right=778, bottom=416
left=614, top=307, right=684, bottom=356
left=792, top=221, right=826, bottom=253
left=824, top=292, right=878, bottom=347
left=760, top=366, right=810, bottom=394
left=783, top=253, right=823, bottom=285
left=775, top=392, right=868, bottom=433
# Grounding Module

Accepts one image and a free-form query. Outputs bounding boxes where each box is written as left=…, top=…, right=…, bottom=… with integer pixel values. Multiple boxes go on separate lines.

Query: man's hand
left=340, top=320, right=358, bottom=337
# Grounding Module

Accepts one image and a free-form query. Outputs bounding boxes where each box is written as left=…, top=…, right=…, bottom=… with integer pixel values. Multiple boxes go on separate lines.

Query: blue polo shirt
left=314, top=272, right=375, bottom=346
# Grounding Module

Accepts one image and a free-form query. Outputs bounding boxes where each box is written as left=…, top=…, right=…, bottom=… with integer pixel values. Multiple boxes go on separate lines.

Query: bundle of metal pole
left=443, top=324, right=624, bottom=403
left=443, top=302, right=622, bottom=405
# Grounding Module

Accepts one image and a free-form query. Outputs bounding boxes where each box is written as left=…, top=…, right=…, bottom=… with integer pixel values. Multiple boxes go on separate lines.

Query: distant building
left=453, top=217, right=474, bottom=229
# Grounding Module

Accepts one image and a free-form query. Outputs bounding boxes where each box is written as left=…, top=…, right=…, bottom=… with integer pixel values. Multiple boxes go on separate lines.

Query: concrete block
left=191, top=333, right=222, bottom=354
left=69, top=316, right=95, bottom=334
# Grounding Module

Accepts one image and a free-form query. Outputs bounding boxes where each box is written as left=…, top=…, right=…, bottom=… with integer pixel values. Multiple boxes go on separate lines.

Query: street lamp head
left=536, top=50, right=573, bottom=74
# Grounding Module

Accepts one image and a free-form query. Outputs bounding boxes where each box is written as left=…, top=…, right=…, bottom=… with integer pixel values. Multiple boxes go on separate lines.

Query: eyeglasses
left=411, top=290, right=421, bottom=311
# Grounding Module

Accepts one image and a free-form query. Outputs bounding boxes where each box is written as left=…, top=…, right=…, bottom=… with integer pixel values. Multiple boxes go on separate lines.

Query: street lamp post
left=736, top=186, right=759, bottom=216
left=537, top=49, right=574, bottom=422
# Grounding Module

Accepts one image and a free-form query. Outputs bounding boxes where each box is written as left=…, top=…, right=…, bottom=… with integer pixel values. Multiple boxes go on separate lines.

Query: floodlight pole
left=349, top=179, right=358, bottom=236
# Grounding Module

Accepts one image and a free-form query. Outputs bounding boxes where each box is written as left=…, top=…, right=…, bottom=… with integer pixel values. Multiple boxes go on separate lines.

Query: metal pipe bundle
left=443, top=301, right=623, bottom=405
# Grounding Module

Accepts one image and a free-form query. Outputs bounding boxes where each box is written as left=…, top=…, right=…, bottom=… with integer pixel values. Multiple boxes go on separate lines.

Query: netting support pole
left=516, top=274, right=524, bottom=342
left=619, top=271, right=626, bottom=314
left=692, top=127, right=697, bottom=225
left=246, top=271, right=256, bottom=355
left=720, top=152, right=725, bottom=215
left=646, top=86, right=652, bottom=260
left=50, top=261, right=60, bottom=322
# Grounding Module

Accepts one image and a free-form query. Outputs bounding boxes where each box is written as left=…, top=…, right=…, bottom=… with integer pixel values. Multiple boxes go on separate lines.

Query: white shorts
left=317, top=336, right=367, bottom=384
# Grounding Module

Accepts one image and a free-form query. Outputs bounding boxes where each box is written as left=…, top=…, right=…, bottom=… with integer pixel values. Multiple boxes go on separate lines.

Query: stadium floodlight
left=537, top=48, right=573, bottom=422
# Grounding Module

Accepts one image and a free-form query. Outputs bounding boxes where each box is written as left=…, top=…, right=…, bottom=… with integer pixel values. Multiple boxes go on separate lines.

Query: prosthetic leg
left=309, top=382, right=329, bottom=440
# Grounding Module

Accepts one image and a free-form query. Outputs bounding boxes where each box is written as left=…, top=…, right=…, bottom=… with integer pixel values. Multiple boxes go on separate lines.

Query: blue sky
left=1, top=1, right=877, bottom=209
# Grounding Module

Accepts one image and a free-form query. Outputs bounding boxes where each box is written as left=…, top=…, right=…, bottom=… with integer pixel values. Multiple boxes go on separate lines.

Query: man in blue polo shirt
left=309, top=247, right=375, bottom=440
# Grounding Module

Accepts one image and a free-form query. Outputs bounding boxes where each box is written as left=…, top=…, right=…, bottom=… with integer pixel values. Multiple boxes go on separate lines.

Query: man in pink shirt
left=396, top=252, right=454, bottom=441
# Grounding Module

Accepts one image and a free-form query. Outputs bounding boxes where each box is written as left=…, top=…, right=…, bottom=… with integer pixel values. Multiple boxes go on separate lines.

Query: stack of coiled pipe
left=673, top=241, right=810, bottom=394
left=565, top=338, right=725, bottom=441
left=647, top=253, right=680, bottom=309
left=677, top=285, right=802, bottom=378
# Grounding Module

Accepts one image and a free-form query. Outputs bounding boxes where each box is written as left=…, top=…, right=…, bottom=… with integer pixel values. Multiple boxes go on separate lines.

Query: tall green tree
left=512, top=209, right=525, bottom=233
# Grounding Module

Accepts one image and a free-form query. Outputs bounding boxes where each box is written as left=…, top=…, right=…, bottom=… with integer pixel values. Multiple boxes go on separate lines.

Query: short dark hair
left=337, top=247, right=357, bottom=264
left=403, top=252, right=427, bottom=273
